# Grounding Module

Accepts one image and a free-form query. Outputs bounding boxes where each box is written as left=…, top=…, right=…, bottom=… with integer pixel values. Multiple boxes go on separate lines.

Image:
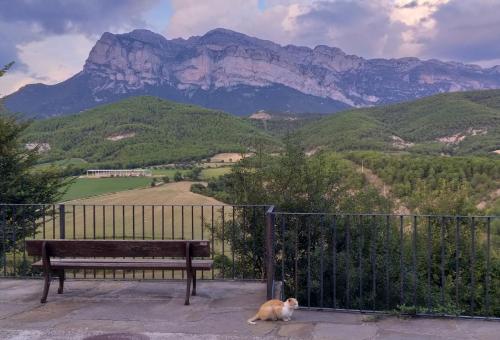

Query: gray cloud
left=419, top=0, right=500, bottom=64
left=0, top=0, right=158, bottom=69
left=291, top=1, right=407, bottom=58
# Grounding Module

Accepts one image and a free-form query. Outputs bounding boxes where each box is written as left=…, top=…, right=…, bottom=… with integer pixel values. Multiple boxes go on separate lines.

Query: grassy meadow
left=61, top=177, right=152, bottom=201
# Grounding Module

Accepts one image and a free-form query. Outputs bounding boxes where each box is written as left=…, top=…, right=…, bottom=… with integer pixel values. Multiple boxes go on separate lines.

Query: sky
left=1, top=0, right=499, bottom=97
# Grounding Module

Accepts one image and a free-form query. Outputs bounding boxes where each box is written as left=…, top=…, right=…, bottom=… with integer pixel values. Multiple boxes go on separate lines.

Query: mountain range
left=4, top=28, right=500, bottom=118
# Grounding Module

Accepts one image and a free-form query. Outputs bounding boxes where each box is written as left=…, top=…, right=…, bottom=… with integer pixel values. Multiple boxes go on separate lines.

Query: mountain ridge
left=4, top=27, right=500, bottom=118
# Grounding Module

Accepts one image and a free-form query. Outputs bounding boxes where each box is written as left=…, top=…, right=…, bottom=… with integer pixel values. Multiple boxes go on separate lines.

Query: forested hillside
left=347, top=151, right=500, bottom=214
left=294, top=89, right=500, bottom=155
left=21, top=96, right=279, bottom=168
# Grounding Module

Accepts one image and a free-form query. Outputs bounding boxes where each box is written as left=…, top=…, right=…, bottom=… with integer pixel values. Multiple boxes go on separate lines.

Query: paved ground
left=0, top=279, right=498, bottom=339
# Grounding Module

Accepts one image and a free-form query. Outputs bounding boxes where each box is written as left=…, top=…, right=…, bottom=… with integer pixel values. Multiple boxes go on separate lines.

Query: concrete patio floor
left=0, top=278, right=498, bottom=339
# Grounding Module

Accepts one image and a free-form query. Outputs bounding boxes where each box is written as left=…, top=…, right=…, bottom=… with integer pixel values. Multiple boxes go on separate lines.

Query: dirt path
left=355, top=165, right=411, bottom=215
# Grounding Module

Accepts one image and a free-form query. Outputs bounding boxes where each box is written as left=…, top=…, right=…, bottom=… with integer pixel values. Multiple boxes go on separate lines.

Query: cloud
left=419, top=0, right=500, bottom=63
left=2, top=0, right=500, bottom=96
left=0, top=0, right=160, bottom=96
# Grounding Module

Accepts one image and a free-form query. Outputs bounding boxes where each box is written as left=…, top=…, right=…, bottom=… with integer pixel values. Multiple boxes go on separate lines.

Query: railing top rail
left=0, top=203, right=273, bottom=208
left=271, top=211, right=499, bottom=218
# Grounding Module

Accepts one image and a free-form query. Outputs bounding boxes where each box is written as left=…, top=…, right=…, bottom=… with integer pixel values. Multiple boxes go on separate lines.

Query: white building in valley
left=86, top=169, right=152, bottom=178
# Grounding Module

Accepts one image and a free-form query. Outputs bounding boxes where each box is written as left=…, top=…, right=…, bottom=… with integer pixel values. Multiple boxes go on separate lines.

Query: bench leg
left=41, top=272, right=51, bottom=303
left=192, top=270, right=196, bottom=296
left=185, top=270, right=192, bottom=305
left=58, top=270, right=65, bottom=294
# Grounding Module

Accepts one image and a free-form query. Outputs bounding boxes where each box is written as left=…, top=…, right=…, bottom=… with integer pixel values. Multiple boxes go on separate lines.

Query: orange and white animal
left=247, top=298, right=299, bottom=324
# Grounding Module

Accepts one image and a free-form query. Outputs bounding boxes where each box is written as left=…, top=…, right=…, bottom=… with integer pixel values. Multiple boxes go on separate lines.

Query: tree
left=173, top=171, right=183, bottom=182
left=0, top=63, right=69, bottom=271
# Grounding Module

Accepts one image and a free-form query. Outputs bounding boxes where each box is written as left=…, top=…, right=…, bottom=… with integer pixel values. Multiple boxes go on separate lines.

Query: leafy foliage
left=295, top=89, right=500, bottom=155
left=21, top=96, right=279, bottom=168
left=346, top=151, right=500, bottom=214
left=0, top=116, right=68, bottom=266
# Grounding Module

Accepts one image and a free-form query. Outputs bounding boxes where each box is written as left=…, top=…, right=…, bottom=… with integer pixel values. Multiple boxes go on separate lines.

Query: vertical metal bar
left=265, top=206, right=275, bottom=300
left=102, top=205, right=106, bottom=240
left=112, top=205, right=116, bottom=240
left=92, top=205, right=96, bottom=240
left=123, top=205, right=125, bottom=278
left=52, top=204, right=55, bottom=238
left=161, top=205, right=165, bottom=240
left=93, top=205, right=96, bottom=278
left=43, top=205, right=46, bottom=239
left=59, top=205, right=65, bottom=240
left=359, top=215, right=363, bottom=311
left=242, top=207, right=247, bottom=280
left=371, top=215, right=376, bottom=311
left=22, top=206, right=26, bottom=276
left=281, top=214, right=286, bottom=300
left=252, top=206, right=257, bottom=278
left=211, top=206, right=214, bottom=279
left=232, top=206, right=235, bottom=279
left=385, top=215, right=390, bottom=309
left=152, top=205, right=155, bottom=240
left=152, top=205, right=155, bottom=279
left=201, top=206, right=204, bottom=280
left=221, top=206, right=225, bottom=278
left=182, top=206, right=185, bottom=240
left=332, top=215, right=337, bottom=309
left=320, top=215, right=324, bottom=308
left=171, top=206, right=174, bottom=279
left=103, top=205, right=106, bottom=279
left=72, top=205, right=76, bottom=239
left=72, top=205, right=76, bottom=278
left=132, top=205, right=135, bottom=239
left=191, top=206, right=194, bottom=240
left=399, top=215, right=404, bottom=305
left=162, top=205, right=165, bottom=279
left=122, top=205, right=125, bottom=241
left=412, top=215, right=417, bottom=308
left=12, top=206, right=16, bottom=276
left=142, top=205, right=145, bottom=278
left=440, top=216, right=445, bottom=306
left=346, top=215, right=351, bottom=308
left=132, top=205, right=135, bottom=279
left=307, top=215, right=311, bottom=308
left=142, top=205, right=145, bottom=240
left=83, top=205, right=86, bottom=278
left=294, top=217, right=298, bottom=299
left=427, top=216, right=432, bottom=312
left=1, top=207, right=5, bottom=276
left=470, top=217, right=476, bottom=314
left=455, top=216, right=460, bottom=313
left=486, top=217, right=491, bottom=316
left=112, top=205, right=116, bottom=279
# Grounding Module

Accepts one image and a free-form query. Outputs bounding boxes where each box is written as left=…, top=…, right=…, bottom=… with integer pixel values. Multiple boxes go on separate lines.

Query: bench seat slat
left=32, top=259, right=213, bottom=270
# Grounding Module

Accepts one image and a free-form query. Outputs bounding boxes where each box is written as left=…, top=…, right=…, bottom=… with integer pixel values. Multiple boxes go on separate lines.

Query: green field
left=61, top=177, right=152, bottom=202
left=151, top=167, right=231, bottom=179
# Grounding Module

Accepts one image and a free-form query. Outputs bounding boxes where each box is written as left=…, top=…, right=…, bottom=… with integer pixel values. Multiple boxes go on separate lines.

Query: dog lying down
left=247, top=298, right=299, bottom=324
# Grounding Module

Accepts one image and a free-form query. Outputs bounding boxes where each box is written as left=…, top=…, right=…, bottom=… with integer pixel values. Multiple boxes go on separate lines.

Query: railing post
left=265, top=205, right=275, bottom=300
left=59, top=205, right=65, bottom=239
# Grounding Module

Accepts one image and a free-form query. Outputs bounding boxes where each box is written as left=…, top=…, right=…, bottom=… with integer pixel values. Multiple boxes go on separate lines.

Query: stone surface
left=0, top=279, right=498, bottom=339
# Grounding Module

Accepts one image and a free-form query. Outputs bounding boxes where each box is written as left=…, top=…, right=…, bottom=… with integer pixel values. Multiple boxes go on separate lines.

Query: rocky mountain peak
left=5, top=28, right=500, bottom=118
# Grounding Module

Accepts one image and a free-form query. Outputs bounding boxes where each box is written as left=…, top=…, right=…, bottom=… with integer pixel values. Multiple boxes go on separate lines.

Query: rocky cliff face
left=5, top=28, right=500, bottom=117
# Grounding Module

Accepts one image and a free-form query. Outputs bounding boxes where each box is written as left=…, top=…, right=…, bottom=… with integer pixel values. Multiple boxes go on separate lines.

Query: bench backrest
left=26, top=240, right=210, bottom=258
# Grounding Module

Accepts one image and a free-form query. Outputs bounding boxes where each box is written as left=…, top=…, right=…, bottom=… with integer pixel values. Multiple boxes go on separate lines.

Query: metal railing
left=267, top=212, right=499, bottom=318
left=1, top=203, right=498, bottom=318
left=0, top=203, right=270, bottom=281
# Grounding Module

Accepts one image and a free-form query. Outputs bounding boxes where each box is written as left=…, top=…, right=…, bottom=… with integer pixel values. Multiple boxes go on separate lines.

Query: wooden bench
left=26, top=240, right=213, bottom=305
